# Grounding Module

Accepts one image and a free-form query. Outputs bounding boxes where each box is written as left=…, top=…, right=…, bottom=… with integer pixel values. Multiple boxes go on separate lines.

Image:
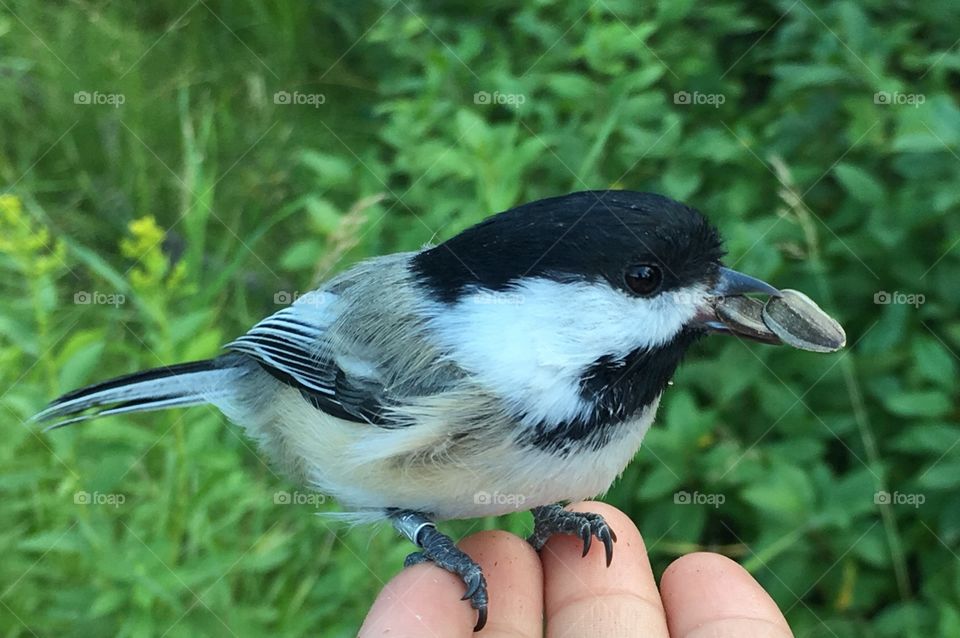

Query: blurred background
left=1, top=1, right=958, bottom=636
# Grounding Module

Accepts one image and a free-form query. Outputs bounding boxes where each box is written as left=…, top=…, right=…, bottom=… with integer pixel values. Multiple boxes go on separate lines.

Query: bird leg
left=527, top=503, right=618, bottom=566
left=390, top=509, right=488, bottom=631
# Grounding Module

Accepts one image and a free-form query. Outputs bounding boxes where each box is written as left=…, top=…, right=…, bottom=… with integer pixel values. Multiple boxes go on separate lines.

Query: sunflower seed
left=715, top=295, right=782, bottom=344
left=761, top=289, right=846, bottom=353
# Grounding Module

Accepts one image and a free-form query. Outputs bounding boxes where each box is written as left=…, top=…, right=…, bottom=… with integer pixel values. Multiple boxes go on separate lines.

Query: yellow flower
left=120, top=215, right=166, bottom=260
left=120, top=215, right=189, bottom=294
left=0, top=193, right=24, bottom=223
left=0, top=195, right=66, bottom=277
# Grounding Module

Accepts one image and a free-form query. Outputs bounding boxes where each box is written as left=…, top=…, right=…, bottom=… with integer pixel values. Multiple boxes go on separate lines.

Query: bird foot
left=392, top=510, right=488, bottom=631
left=527, top=503, right=618, bottom=566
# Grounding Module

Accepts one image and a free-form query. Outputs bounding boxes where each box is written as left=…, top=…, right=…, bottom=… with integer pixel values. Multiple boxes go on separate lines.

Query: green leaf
left=662, top=151, right=703, bottom=202
left=298, top=151, right=353, bottom=185
left=833, top=163, right=885, bottom=204
left=772, top=63, right=851, bottom=92
left=892, top=94, right=960, bottom=152
left=545, top=73, right=595, bottom=100
left=56, top=331, right=105, bottom=391
left=818, top=469, right=877, bottom=526
left=890, top=423, right=960, bottom=454
left=912, top=336, right=958, bottom=389
left=455, top=109, right=492, bottom=150
left=883, top=391, right=952, bottom=418
left=741, top=464, right=815, bottom=521
left=637, top=462, right=685, bottom=500
left=917, top=458, right=960, bottom=490
left=280, top=239, right=323, bottom=271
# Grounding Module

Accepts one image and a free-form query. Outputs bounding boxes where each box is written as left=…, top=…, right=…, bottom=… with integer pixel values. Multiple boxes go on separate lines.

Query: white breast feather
left=425, top=278, right=705, bottom=428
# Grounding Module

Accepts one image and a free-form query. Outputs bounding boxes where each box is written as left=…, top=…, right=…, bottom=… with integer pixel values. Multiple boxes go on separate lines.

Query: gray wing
left=225, top=291, right=393, bottom=425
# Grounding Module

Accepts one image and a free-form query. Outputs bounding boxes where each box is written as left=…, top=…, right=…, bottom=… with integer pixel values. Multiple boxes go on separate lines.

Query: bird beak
left=694, top=267, right=783, bottom=344
left=711, top=267, right=781, bottom=298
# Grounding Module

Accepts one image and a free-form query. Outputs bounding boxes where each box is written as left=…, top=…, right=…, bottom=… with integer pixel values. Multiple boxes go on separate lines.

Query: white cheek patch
left=425, top=278, right=706, bottom=427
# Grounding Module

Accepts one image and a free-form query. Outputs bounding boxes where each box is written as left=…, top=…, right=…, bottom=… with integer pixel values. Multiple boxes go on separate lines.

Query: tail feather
left=33, top=358, right=240, bottom=429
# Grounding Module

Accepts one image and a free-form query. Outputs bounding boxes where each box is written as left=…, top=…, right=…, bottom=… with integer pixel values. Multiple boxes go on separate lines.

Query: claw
left=580, top=522, right=592, bottom=557
left=462, top=571, right=488, bottom=632
left=474, top=606, right=488, bottom=632
left=601, top=527, right=615, bottom=567
left=461, top=572, right=482, bottom=601
left=403, top=551, right=429, bottom=568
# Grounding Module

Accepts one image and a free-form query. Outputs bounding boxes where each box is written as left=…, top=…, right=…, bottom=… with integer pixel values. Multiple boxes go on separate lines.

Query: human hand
left=360, top=501, right=793, bottom=637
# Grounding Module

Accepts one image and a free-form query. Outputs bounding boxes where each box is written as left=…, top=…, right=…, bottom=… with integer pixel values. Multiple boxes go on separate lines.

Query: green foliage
left=1, top=1, right=959, bottom=635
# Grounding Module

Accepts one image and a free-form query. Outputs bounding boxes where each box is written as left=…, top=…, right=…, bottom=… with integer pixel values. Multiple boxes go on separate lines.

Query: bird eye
left=624, top=264, right=663, bottom=297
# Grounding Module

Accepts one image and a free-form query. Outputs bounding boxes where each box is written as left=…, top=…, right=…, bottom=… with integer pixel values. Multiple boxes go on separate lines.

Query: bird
left=34, top=189, right=787, bottom=631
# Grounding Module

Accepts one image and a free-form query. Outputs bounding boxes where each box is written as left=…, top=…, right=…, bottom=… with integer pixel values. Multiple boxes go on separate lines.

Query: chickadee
left=37, top=190, right=792, bottom=631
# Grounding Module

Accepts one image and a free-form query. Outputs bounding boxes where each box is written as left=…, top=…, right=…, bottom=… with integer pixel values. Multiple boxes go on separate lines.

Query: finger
left=359, top=529, right=542, bottom=638
left=541, top=501, right=670, bottom=638
left=359, top=560, right=474, bottom=638
left=459, top=530, right=543, bottom=638
left=660, top=552, right=793, bottom=638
